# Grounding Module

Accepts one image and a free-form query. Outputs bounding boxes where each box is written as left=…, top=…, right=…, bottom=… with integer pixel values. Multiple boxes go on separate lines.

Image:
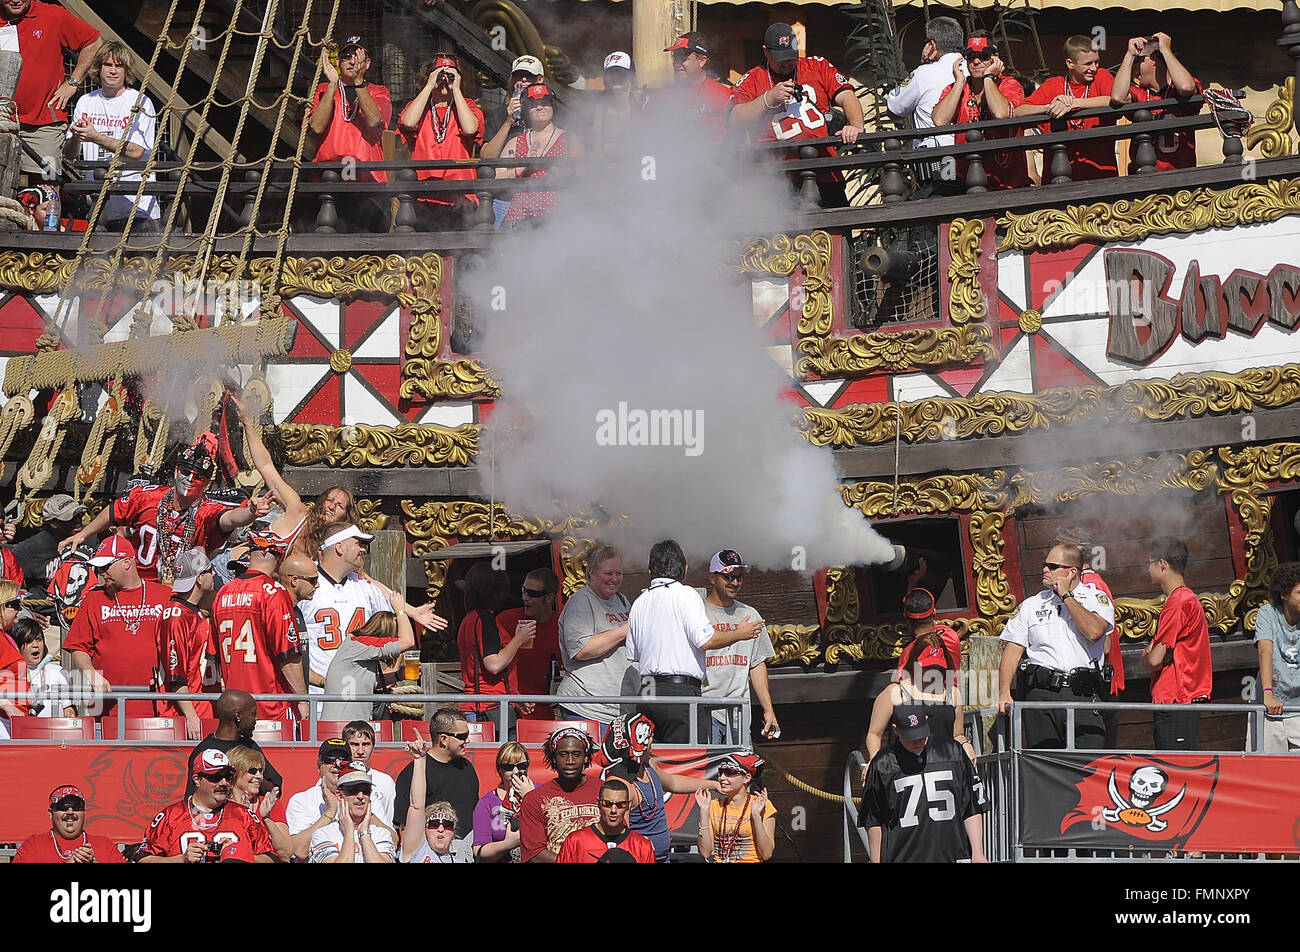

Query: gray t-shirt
left=321, top=636, right=404, bottom=722
left=697, top=589, right=775, bottom=726
left=555, top=584, right=634, bottom=723
left=1255, top=602, right=1300, bottom=708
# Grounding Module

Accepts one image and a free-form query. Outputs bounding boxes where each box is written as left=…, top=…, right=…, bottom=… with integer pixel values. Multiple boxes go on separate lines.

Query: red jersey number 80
left=314, top=607, right=367, bottom=651
left=772, top=86, right=826, bottom=140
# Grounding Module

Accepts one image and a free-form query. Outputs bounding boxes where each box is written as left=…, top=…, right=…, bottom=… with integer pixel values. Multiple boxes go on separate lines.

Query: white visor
left=320, top=524, right=374, bottom=550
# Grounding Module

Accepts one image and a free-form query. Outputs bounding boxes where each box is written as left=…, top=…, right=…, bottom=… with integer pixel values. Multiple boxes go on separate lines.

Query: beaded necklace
left=50, top=830, right=88, bottom=860
left=428, top=101, right=453, bottom=143
left=111, top=580, right=150, bottom=636
left=1066, top=79, right=1093, bottom=130
left=340, top=84, right=360, bottom=123
left=715, top=791, right=752, bottom=863
left=156, top=489, right=199, bottom=584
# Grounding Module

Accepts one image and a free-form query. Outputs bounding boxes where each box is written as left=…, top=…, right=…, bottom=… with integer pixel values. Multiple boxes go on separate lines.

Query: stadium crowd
left=2, top=0, right=1240, bottom=234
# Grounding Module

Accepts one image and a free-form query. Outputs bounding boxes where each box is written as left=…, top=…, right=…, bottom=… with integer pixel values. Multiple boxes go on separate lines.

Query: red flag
left=1061, top=754, right=1218, bottom=844
left=214, top=395, right=240, bottom=481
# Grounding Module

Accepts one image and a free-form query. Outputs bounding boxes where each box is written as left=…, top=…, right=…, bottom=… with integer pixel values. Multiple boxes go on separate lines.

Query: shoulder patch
left=1096, top=592, right=1110, bottom=605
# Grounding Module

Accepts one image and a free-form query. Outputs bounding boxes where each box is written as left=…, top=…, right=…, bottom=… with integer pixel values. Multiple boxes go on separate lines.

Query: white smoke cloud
left=472, top=108, right=894, bottom=572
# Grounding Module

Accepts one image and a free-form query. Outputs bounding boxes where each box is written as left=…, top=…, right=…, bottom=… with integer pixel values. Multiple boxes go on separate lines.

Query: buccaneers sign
left=1020, top=752, right=1300, bottom=853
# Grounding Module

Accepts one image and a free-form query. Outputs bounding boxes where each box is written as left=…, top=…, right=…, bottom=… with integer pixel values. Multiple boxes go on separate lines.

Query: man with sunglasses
left=138, top=749, right=276, bottom=863
left=699, top=549, right=776, bottom=744
left=61, top=434, right=268, bottom=584
left=1110, top=32, right=1200, bottom=173
left=155, top=547, right=218, bottom=739
left=392, top=708, right=481, bottom=847
left=649, top=33, right=730, bottom=142
left=497, top=568, right=562, bottom=719
left=286, top=737, right=354, bottom=860
left=310, top=763, right=397, bottom=863
left=997, top=542, right=1114, bottom=749
left=556, top=779, right=655, bottom=863
left=14, top=784, right=127, bottom=863
left=931, top=32, right=1029, bottom=191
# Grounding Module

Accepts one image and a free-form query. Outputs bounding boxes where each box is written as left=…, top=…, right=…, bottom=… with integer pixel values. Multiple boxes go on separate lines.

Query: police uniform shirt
left=999, top=583, right=1115, bottom=673
left=885, top=52, right=966, bottom=148
left=859, top=735, right=981, bottom=863
left=625, top=579, right=716, bottom=681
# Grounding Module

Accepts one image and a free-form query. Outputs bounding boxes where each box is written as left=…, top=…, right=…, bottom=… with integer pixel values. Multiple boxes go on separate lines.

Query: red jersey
left=730, top=57, right=853, bottom=182
left=213, top=570, right=301, bottom=719
left=556, top=823, right=656, bottom=863
left=404, top=97, right=484, bottom=206
left=137, top=798, right=275, bottom=861
left=155, top=596, right=217, bottom=719
left=5, top=0, right=100, bottom=125
left=112, top=484, right=234, bottom=582
left=938, top=76, right=1029, bottom=190
left=649, top=77, right=732, bottom=141
left=0, top=634, right=22, bottom=680
left=1023, top=71, right=1118, bottom=180
left=13, top=830, right=127, bottom=863
left=458, top=610, right=512, bottom=716
left=1082, top=569, right=1123, bottom=694
left=519, top=774, right=602, bottom=862
left=1, top=547, right=24, bottom=586
left=310, top=82, right=393, bottom=182
left=64, top=581, right=169, bottom=716
left=1126, top=79, right=1202, bottom=173
left=1150, top=586, right=1212, bottom=704
left=496, top=607, right=560, bottom=698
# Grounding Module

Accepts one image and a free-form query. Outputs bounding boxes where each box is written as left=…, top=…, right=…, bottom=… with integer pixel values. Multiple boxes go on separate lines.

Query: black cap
left=318, top=737, right=350, bottom=763
left=892, top=705, right=931, bottom=742
left=665, top=34, right=709, bottom=57
left=764, top=23, right=798, bottom=62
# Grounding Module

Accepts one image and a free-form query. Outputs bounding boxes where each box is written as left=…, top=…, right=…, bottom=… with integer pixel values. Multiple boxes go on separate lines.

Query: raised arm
left=400, top=739, right=429, bottom=860
left=232, top=396, right=306, bottom=520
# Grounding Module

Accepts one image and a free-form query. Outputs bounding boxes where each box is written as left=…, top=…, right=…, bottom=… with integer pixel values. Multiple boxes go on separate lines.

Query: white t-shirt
left=625, top=578, right=717, bottom=682
left=405, top=837, right=472, bottom=864
left=298, top=570, right=392, bottom=690
left=999, top=583, right=1115, bottom=672
left=885, top=52, right=966, bottom=148
left=285, top=771, right=397, bottom=830
left=309, top=820, right=397, bottom=863
left=29, top=661, right=72, bottom=717
left=68, top=88, right=160, bottom=221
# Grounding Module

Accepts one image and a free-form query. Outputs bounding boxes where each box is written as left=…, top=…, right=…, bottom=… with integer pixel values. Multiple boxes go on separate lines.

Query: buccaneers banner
left=0, top=745, right=711, bottom=846
left=1020, top=751, right=1300, bottom=853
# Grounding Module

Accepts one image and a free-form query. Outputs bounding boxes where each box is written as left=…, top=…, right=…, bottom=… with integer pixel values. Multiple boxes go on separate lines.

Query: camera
left=790, top=84, right=804, bottom=103
left=438, top=70, right=452, bottom=84
left=204, top=840, right=224, bottom=862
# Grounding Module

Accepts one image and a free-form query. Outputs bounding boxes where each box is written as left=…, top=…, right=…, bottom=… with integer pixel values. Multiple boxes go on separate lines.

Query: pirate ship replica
left=1, top=0, right=1299, bottom=861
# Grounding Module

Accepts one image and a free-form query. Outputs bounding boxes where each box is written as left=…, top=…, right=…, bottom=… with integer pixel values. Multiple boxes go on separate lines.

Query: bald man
left=185, top=689, right=283, bottom=796
left=280, top=553, right=321, bottom=689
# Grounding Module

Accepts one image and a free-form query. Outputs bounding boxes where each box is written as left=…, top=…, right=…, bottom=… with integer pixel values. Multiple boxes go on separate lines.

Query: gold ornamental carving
left=558, top=536, right=599, bottom=598
left=271, top=423, right=480, bottom=467
left=801, top=364, right=1300, bottom=449
left=355, top=499, right=389, bottom=532
left=1245, top=78, right=1296, bottom=160
left=797, top=322, right=993, bottom=377
left=400, top=358, right=500, bottom=401
left=821, top=566, right=865, bottom=664
left=329, top=349, right=353, bottom=374
left=968, top=510, right=1017, bottom=618
left=998, top=177, right=1300, bottom=253
left=737, top=231, right=835, bottom=337
left=1008, top=451, right=1218, bottom=508
left=1018, top=309, right=1043, bottom=334
left=945, top=217, right=986, bottom=325
left=767, top=624, right=822, bottom=667
left=839, top=472, right=1010, bottom=517
left=402, top=255, right=443, bottom=360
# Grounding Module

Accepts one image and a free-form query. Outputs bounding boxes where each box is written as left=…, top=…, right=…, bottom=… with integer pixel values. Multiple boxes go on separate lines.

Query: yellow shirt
left=708, top=794, right=776, bottom=863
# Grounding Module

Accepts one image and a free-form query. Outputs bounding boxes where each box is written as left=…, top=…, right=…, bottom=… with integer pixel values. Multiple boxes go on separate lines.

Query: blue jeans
left=492, top=198, right=509, bottom=230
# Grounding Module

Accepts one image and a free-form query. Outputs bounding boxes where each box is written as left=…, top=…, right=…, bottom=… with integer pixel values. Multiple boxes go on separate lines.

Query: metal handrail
left=1009, top=699, right=1270, bottom=753
left=842, top=750, right=870, bottom=864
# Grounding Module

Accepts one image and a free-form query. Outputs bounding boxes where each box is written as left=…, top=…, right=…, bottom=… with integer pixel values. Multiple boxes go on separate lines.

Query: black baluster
left=881, top=137, right=907, bottom=203
left=394, top=167, right=416, bottom=234
left=1132, top=108, right=1157, bottom=174
left=964, top=127, right=988, bottom=193
left=798, top=145, right=820, bottom=210
left=239, top=169, right=260, bottom=227
left=315, top=168, right=339, bottom=234
left=1281, top=1, right=1300, bottom=138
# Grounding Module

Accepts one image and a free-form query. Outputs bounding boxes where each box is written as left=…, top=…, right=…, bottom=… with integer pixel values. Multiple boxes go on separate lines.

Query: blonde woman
left=400, top=738, right=473, bottom=862
left=228, top=744, right=291, bottom=862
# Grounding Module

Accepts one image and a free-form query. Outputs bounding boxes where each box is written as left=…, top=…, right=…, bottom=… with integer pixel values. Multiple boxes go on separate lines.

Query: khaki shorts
left=1263, top=714, right=1300, bottom=752
left=18, top=122, right=67, bottom=176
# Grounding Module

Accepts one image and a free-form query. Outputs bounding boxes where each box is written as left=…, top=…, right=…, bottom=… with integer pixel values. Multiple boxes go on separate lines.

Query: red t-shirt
left=6, top=0, right=100, bottom=125
left=730, top=57, right=853, bottom=182
left=1082, top=569, right=1124, bottom=694
left=556, top=823, right=656, bottom=863
left=0, top=635, right=22, bottom=681
left=310, top=82, right=393, bottom=181
left=458, top=610, right=512, bottom=715
left=156, top=596, right=216, bottom=719
left=649, top=77, right=732, bottom=142
left=496, top=606, right=560, bottom=699
left=937, top=76, right=1029, bottom=190
left=519, top=774, right=602, bottom=862
left=212, top=570, right=301, bottom=719
left=64, top=581, right=169, bottom=716
left=1023, top=70, right=1118, bottom=180
left=404, top=97, right=484, bottom=206
left=13, top=830, right=128, bottom=863
left=1, top=547, right=25, bottom=586
left=137, top=798, right=275, bottom=861
left=112, top=485, right=234, bottom=582
left=1150, top=586, right=1212, bottom=704
left=1126, top=79, right=1202, bottom=173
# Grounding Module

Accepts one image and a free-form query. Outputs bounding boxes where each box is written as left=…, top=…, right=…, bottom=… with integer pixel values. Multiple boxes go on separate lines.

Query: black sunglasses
left=201, top=770, right=235, bottom=783
left=440, top=730, right=471, bottom=741
left=52, top=799, right=86, bottom=812
left=426, top=817, right=456, bottom=830
left=340, top=784, right=372, bottom=796
left=965, top=50, right=994, bottom=62
left=292, top=574, right=321, bottom=584
left=502, top=761, right=529, bottom=773
left=1043, top=562, right=1076, bottom=572
left=521, top=586, right=549, bottom=599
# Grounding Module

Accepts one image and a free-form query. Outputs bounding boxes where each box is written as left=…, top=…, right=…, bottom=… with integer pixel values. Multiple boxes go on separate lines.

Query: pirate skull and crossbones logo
left=1101, top=765, right=1185, bottom=832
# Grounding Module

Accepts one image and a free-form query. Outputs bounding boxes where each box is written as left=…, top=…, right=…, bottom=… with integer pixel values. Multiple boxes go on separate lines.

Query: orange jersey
left=212, top=571, right=301, bottom=718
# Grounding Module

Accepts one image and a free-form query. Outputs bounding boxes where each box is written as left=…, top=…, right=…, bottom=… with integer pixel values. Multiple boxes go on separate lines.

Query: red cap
left=194, top=748, right=233, bottom=778
left=219, top=839, right=255, bottom=863
left=49, top=784, right=85, bottom=808
left=89, top=535, right=137, bottom=568
left=434, top=56, right=457, bottom=70
left=916, top=645, right=949, bottom=669
left=721, top=752, right=765, bottom=775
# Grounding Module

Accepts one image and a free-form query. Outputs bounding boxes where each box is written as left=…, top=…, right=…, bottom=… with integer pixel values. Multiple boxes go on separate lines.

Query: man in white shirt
left=341, top=719, right=397, bottom=826
left=62, top=41, right=160, bottom=230
left=285, top=738, right=352, bottom=860
left=308, top=764, right=397, bottom=863
left=885, top=16, right=965, bottom=193
left=996, top=542, right=1114, bottom=749
left=625, top=540, right=759, bottom=745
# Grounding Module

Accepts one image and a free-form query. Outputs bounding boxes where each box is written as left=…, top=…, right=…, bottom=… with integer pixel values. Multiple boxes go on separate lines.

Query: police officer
left=996, top=542, right=1115, bottom=749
